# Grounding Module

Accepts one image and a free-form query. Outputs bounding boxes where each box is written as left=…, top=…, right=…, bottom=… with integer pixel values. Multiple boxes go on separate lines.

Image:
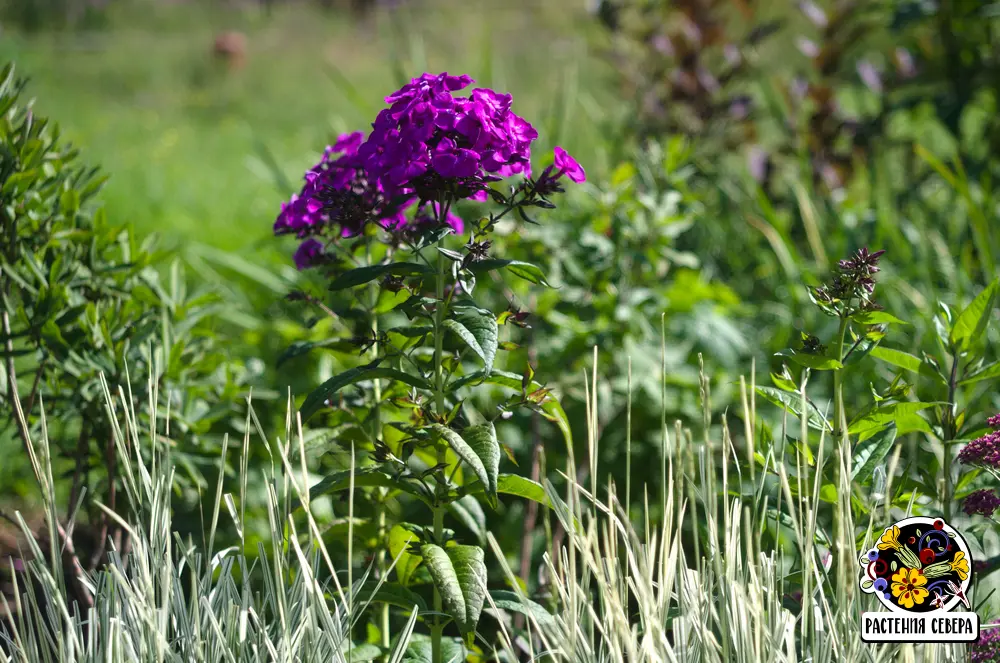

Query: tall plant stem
left=430, top=247, right=447, bottom=663
left=366, top=239, right=391, bottom=654
left=942, top=351, right=960, bottom=522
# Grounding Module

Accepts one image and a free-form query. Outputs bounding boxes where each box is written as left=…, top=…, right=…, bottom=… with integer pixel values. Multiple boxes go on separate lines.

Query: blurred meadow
left=0, top=0, right=617, bottom=254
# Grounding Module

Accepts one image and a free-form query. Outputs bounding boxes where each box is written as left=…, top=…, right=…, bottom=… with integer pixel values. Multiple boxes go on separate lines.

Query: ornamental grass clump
left=272, top=72, right=584, bottom=663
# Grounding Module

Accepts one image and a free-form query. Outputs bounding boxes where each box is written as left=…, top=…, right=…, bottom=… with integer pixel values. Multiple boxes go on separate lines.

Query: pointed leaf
left=421, top=544, right=487, bottom=642
left=754, top=386, right=831, bottom=431
left=328, top=262, right=434, bottom=291
left=488, top=590, right=556, bottom=627
left=950, top=279, right=999, bottom=352
left=848, top=402, right=935, bottom=439
left=444, top=306, right=498, bottom=373
left=449, top=370, right=572, bottom=450
left=355, top=582, right=428, bottom=613
left=466, top=259, right=553, bottom=287
left=851, top=424, right=897, bottom=484
left=433, top=424, right=498, bottom=508
left=449, top=495, right=487, bottom=545
left=389, top=524, right=423, bottom=586
left=300, top=360, right=431, bottom=421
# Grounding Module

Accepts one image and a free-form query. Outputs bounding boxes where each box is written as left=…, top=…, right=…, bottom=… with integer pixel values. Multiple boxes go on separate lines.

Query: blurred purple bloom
left=969, top=620, right=1000, bottom=663
left=293, top=238, right=326, bottom=271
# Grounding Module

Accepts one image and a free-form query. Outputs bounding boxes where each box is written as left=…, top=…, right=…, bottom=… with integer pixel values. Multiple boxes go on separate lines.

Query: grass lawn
left=0, top=0, right=617, bottom=254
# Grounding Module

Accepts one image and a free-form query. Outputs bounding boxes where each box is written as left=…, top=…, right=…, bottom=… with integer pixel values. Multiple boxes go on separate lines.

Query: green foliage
left=0, top=62, right=255, bottom=556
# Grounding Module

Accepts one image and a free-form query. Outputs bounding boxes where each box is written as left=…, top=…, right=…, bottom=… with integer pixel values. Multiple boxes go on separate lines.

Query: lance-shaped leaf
left=420, top=544, right=487, bottom=643
left=295, top=466, right=431, bottom=509
left=848, top=402, right=935, bottom=440
left=754, top=386, right=832, bottom=432
left=444, top=306, right=498, bottom=373
left=389, top=524, right=423, bottom=586
left=354, top=581, right=428, bottom=613
left=300, top=359, right=432, bottom=421
left=328, top=262, right=434, bottom=291
left=449, top=494, right=487, bottom=545
left=851, top=423, right=897, bottom=484
left=487, top=590, right=556, bottom=627
left=433, top=423, right=500, bottom=508
left=449, top=370, right=572, bottom=450
left=950, top=278, right=999, bottom=352
left=466, top=258, right=553, bottom=287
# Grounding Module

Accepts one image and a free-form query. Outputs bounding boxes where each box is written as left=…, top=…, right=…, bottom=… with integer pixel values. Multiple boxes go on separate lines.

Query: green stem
left=832, top=317, right=849, bottom=439
left=942, top=351, right=960, bottom=522
left=365, top=239, right=391, bottom=655
left=430, top=247, right=448, bottom=663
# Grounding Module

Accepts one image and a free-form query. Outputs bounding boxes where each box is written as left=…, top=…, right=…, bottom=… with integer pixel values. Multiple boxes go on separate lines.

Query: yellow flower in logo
left=878, top=525, right=902, bottom=551
left=950, top=551, right=969, bottom=581
left=891, top=567, right=929, bottom=609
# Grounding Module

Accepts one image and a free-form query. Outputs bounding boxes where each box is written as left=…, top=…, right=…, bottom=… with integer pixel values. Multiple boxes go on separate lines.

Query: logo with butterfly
left=859, top=516, right=979, bottom=643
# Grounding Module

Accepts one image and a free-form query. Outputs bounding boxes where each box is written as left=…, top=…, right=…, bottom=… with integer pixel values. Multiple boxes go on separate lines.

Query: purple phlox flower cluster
left=963, top=489, right=1000, bottom=517
left=274, top=72, right=587, bottom=271
left=274, top=131, right=463, bottom=270
left=969, top=620, right=1000, bottom=663
left=958, top=413, right=1000, bottom=469
left=359, top=72, right=539, bottom=199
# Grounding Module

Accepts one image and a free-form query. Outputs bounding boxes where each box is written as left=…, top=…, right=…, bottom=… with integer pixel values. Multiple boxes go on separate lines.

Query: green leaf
left=433, top=423, right=500, bottom=508
left=852, top=311, right=909, bottom=326
left=851, top=424, right=897, bottom=484
left=345, top=644, right=383, bottom=662
left=388, top=524, right=423, bottom=586
left=448, top=495, right=487, bottom=545
left=754, top=386, right=831, bottom=431
left=776, top=350, right=842, bottom=371
left=950, top=278, right=999, bottom=352
left=488, top=590, right=556, bottom=627
left=444, top=306, right=498, bottom=373
left=400, top=635, right=466, bottom=663
left=420, top=544, right=487, bottom=642
left=355, top=582, right=428, bottom=613
left=328, top=262, right=434, bottom=291
left=960, top=360, right=1000, bottom=386
left=300, top=360, right=432, bottom=421
left=464, top=473, right=550, bottom=509
left=449, top=370, right=572, bottom=450
left=869, top=346, right=940, bottom=381
left=276, top=338, right=343, bottom=367
left=466, top=259, right=553, bottom=287
left=296, top=466, right=430, bottom=509
left=848, top=403, right=934, bottom=440
left=770, top=370, right=797, bottom=392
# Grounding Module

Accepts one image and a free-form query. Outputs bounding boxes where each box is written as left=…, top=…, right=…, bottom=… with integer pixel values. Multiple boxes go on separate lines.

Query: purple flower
left=963, top=489, right=1000, bottom=517
left=358, top=73, right=539, bottom=198
left=969, top=620, right=1000, bottom=663
left=552, top=146, right=586, bottom=183
left=988, top=413, right=1000, bottom=430
left=958, top=429, right=1000, bottom=469
left=293, top=238, right=326, bottom=271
